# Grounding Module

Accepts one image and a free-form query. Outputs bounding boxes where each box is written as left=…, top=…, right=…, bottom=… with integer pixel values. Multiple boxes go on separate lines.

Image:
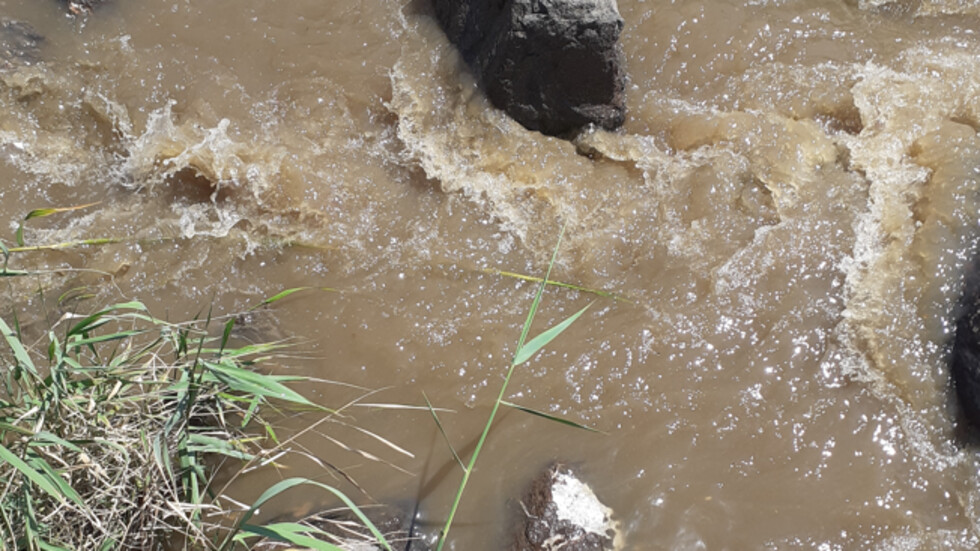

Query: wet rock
left=514, top=463, right=623, bottom=551
left=432, top=0, right=626, bottom=137
left=952, top=255, right=980, bottom=429
left=0, top=19, right=42, bottom=70
left=65, top=0, right=107, bottom=15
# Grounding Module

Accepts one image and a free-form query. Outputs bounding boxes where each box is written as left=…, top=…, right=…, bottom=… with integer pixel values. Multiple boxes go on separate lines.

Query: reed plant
left=432, top=226, right=597, bottom=550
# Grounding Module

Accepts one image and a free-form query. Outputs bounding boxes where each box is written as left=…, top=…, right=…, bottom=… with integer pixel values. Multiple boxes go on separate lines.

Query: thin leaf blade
left=513, top=301, right=593, bottom=366
left=238, top=523, right=346, bottom=551
left=423, top=392, right=465, bottom=472
left=203, top=360, right=315, bottom=407
left=221, top=477, right=392, bottom=551
left=24, top=202, right=101, bottom=221
left=500, top=401, right=603, bottom=433
left=0, top=444, right=82, bottom=506
left=0, top=315, right=37, bottom=376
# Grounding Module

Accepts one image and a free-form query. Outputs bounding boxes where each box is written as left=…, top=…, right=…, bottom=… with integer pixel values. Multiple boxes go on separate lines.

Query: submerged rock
left=0, top=19, right=42, bottom=70
left=514, top=463, right=622, bottom=551
left=432, top=0, right=626, bottom=137
left=952, top=256, right=980, bottom=428
left=65, top=0, right=107, bottom=15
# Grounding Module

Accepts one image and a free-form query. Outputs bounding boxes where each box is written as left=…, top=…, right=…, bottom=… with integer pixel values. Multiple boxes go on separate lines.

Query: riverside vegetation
left=1, top=207, right=603, bottom=550
left=0, top=227, right=394, bottom=550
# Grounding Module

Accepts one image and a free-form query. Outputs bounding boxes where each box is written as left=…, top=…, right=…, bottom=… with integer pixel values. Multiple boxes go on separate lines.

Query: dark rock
left=65, top=0, right=107, bottom=15
left=0, top=20, right=42, bottom=70
left=952, top=254, right=980, bottom=429
left=432, top=0, right=626, bottom=137
left=513, top=463, right=622, bottom=551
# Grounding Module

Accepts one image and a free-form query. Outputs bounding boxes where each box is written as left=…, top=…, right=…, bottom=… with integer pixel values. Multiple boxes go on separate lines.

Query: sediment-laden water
left=3, top=0, right=980, bottom=548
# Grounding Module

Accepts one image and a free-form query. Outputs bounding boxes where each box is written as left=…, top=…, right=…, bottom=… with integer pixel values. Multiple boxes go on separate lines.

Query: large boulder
left=952, top=256, right=980, bottom=428
left=513, top=463, right=623, bottom=551
left=432, top=0, right=626, bottom=137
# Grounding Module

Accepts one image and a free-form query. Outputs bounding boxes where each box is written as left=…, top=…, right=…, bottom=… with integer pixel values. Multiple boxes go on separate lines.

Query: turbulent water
left=3, top=0, right=980, bottom=548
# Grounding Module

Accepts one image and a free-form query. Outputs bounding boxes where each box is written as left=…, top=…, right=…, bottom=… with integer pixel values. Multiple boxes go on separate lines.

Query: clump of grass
left=0, top=299, right=390, bottom=550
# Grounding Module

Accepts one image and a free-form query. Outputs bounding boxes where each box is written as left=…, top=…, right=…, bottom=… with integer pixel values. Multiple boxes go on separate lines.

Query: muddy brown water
left=3, top=0, right=980, bottom=548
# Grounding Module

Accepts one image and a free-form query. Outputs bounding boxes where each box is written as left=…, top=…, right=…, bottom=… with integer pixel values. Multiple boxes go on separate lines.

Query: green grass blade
left=152, top=435, right=173, bottom=487
left=500, top=401, right=604, bottom=433
left=17, top=201, right=101, bottom=247
left=238, top=523, right=346, bottom=551
left=220, top=318, right=235, bottom=355
left=203, top=360, right=315, bottom=407
left=423, top=392, right=465, bottom=472
left=250, top=287, right=311, bottom=311
left=56, top=286, right=97, bottom=306
left=67, top=330, right=143, bottom=349
left=0, top=315, right=37, bottom=376
left=249, top=287, right=339, bottom=311
left=23, top=202, right=101, bottom=222
left=0, top=238, right=11, bottom=275
left=30, top=432, right=83, bottom=454
left=513, top=223, right=567, bottom=357
left=26, top=453, right=86, bottom=507
left=66, top=302, right=148, bottom=338
left=0, top=269, right=31, bottom=277
left=105, top=300, right=149, bottom=312
left=202, top=341, right=290, bottom=359
left=482, top=268, right=633, bottom=303
left=37, top=539, right=72, bottom=551
left=0, top=422, right=34, bottom=436
left=9, top=238, right=127, bottom=252
left=66, top=317, right=112, bottom=338
left=24, top=492, right=38, bottom=548
left=512, top=301, right=593, bottom=366
left=0, top=444, right=81, bottom=506
left=241, top=396, right=260, bottom=428
left=220, top=477, right=392, bottom=551
left=187, top=433, right=256, bottom=461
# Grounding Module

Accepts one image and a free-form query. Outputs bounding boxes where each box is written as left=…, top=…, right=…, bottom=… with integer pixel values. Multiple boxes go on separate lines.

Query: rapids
left=3, top=0, right=980, bottom=548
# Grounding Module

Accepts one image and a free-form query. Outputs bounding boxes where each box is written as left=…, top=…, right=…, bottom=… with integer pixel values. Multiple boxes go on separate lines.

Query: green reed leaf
left=10, top=237, right=126, bottom=252
left=238, top=523, right=346, bottom=551
left=27, top=452, right=86, bottom=508
left=0, top=444, right=82, bottom=507
left=500, top=401, right=604, bottom=433
left=0, top=315, right=37, bottom=376
left=482, top=268, right=633, bottom=303
left=15, top=202, right=101, bottom=247
left=23, top=202, right=101, bottom=222
left=221, top=477, right=391, bottom=551
left=423, top=392, right=465, bottom=472
left=203, top=360, right=315, bottom=407
left=249, top=287, right=339, bottom=311
left=513, top=301, right=593, bottom=366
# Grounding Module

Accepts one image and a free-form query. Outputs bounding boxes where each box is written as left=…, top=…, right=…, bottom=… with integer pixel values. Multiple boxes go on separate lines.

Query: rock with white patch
left=514, top=463, right=623, bottom=551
